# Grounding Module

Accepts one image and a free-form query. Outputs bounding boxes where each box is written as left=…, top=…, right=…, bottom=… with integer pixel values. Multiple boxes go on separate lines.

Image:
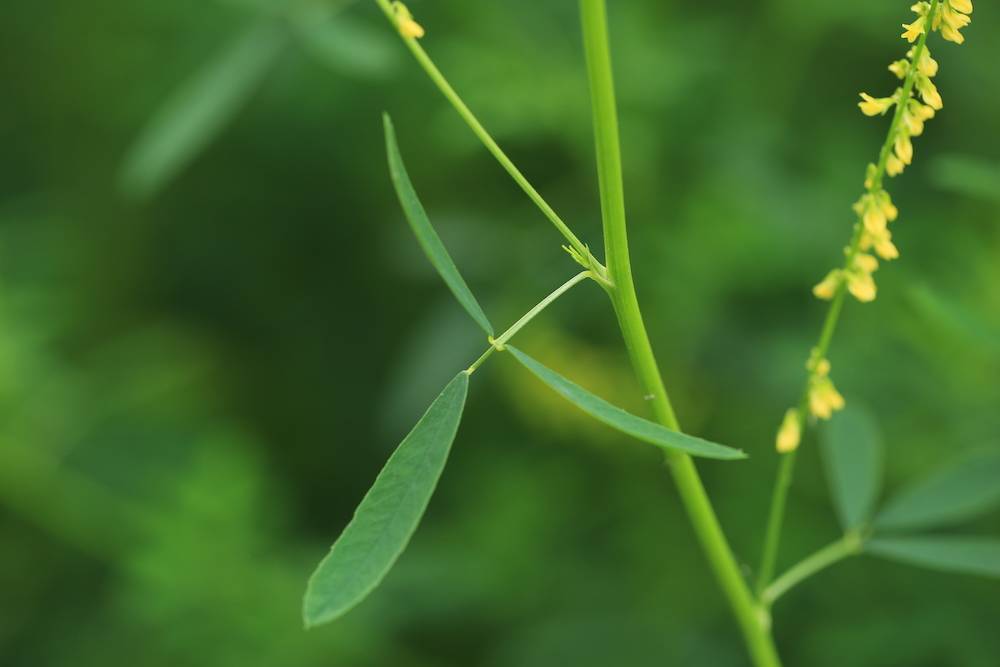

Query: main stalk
left=578, top=1, right=781, bottom=665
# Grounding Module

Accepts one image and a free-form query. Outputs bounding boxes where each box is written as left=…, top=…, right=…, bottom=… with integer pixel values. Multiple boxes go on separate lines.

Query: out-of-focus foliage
left=1, top=0, right=998, bottom=666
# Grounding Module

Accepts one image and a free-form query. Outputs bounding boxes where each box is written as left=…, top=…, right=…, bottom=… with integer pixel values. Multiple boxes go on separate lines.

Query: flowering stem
left=579, top=1, right=781, bottom=665
left=755, top=0, right=940, bottom=595
left=762, top=532, right=864, bottom=607
left=466, top=271, right=593, bottom=375
left=373, top=0, right=593, bottom=263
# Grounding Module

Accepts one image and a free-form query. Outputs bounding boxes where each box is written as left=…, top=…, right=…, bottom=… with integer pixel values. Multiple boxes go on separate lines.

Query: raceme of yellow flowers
left=776, top=0, right=972, bottom=453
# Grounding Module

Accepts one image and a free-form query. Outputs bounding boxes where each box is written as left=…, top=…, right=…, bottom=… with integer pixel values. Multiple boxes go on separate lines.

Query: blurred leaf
left=293, top=7, right=398, bottom=77
left=384, top=114, right=494, bottom=335
left=119, top=22, right=285, bottom=200
left=867, top=536, right=1000, bottom=579
left=907, top=284, right=1000, bottom=356
left=928, top=154, right=1000, bottom=205
left=303, top=371, right=469, bottom=627
left=819, top=408, right=883, bottom=531
left=506, top=346, right=745, bottom=461
left=874, top=449, right=1000, bottom=533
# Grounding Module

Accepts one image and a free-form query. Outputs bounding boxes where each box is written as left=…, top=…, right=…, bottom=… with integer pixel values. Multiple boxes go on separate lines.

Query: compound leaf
left=820, top=408, right=883, bottom=530
left=874, top=449, right=1000, bottom=533
left=867, top=536, right=1000, bottom=579
left=507, top=346, right=745, bottom=461
left=303, top=371, right=469, bottom=627
left=384, top=114, right=494, bottom=336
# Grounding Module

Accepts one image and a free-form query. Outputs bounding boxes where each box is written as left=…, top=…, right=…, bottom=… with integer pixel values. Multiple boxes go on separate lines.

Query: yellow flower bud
left=863, top=200, right=888, bottom=233
left=393, top=2, right=425, bottom=39
left=918, top=49, right=939, bottom=78
left=889, top=60, right=909, bottom=79
left=776, top=409, right=802, bottom=453
left=809, top=377, right=846, bottom=420
left=895, top=133, right=914, bottom=165
left=854, top=253, right=879, bottom=274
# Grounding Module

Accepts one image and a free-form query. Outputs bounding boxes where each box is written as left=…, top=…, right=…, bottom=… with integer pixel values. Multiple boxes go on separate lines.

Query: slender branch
left=762, top=533, right=863, bottom=607
left=756, top=0, right=940, bottom=593
left=466, top=271, right=593, bottom=374
left=578, top=2, right=781, bottom=665
left=374, top=0, right=594, bottom=263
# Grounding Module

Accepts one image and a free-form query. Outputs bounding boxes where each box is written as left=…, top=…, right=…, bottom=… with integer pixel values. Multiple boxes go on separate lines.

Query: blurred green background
left=2, top=0, right=998, bottom=665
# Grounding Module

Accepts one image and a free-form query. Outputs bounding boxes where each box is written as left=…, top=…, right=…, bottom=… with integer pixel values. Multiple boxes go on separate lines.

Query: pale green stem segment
left=762, top=532, right=863, bottom=607
left=578, top=1, right=781, bottom=665
left=467, top=271, right=593, bottom=375
left=373, top=0, right=593, bottom=264
left=756, top=0, right=940, bottom=596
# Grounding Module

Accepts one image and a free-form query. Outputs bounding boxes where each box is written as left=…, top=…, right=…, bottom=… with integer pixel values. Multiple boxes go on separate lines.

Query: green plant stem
left=466, top=271, right=593, bottom=374
left=578, top=2, right=781, bottom=665
left=756, top=1, right=939, bottom=594
left=762, top=533, right=863, bottom=607
left=374, top=0, right=592, bottom=262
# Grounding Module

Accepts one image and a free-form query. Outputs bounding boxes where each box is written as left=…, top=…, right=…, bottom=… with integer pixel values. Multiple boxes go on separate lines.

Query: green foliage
left=820, top=408, right=883, bottom=531
left=874, top=449, right=1000, bottom=533
left=303, top=372, right=469, bottom=627
left=119, top=23, right=285, bottom=200
left=506, top=346, right=745, bottom=460
left=384, top=114, right=495, bottom=335
left=867, top=536, right=1000, bottom=578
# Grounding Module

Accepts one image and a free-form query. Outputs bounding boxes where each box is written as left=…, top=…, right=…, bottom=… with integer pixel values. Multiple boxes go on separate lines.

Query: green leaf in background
left=293, top=7, right=399, bottom=78
left=506, top=346, right=745, bottom=461
left=907, top=284, right=1000, bottom=356
left=819, top=408, right=883, bottom=531
left=303, top=371, right=469, bottom=627
left=119, top=23, right=285, bottom=200
left=867, top=536, right=1000, bottom=579
left=384, top=114, right=495, bottom=336
left=874, top=449, right=1000, bottom=533
left=928, top=154, right=1000, bottom=205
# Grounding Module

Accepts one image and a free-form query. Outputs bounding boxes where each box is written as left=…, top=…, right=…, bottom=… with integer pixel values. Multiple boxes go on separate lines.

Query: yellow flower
left=895, top=133, right=914, bottom=165
left=854, top=253, right=879, bottom=274
left=877, top=190, right=899, bottom=221
left=938, top=3, right=972, bottom=44
left=776, top=409, right=802, bottom=454
left=857, top=193, right=888, bottom=233
left=886, top=153, right=906, bottom=177
left=393, top=1, right=425, bottom=39
left=813, top=270, right=842, bottom=300
left=902, top=17, right=926, bottom=42
left=889, top=59, right=909, bottom=79
left=950, top=0, right=973, bottom=14
left=916, top=76, right=943, bottom=110
left=917, top=49, right=939, bottom=77
left=862, top=227, right=901, bottom=261
left=847, top=270, right=877, bottom=302
left=809, top=377, right=846, bottom=420
left=859, top=93, right=895, bottom=116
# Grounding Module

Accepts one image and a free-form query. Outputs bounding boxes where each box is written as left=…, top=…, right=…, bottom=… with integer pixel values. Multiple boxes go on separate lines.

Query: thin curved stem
left=579, top=1, right=781, bottom=665
left=374, top=0, right=592, bottom=262
left=466, top=271, right=593, bottom=374
left=756, top=0, right=940, bottom=594
left=762, top=533, right=863, bottom=607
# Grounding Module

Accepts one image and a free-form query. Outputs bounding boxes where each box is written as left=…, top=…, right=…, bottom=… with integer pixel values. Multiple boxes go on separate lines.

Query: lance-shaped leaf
left=867, top=536, right=1000, bottom=579
left=120, top=23, right=285, bottom=200
left=506, top=346, right=745, bottom=461
left=820, top=408, right=883, bottom=531
left=384, top=114, right=494, bottom=336
left=303, top=372, right=469, bottom=627
left=874, top=449, right=1000, bottom=533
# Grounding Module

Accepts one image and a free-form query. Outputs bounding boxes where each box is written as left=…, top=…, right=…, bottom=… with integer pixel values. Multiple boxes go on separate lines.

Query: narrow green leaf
left=819, top=408, right=883, bottom=531
left=383, top=114, right=494, bottom=336
left=120, top=23, right=284, bottom=200
left=867, top=536, right=1000, bottom=578
left=874, top=449, right=1000, bottom=533
left=303, top=372, right=469, bottom=627
left=506, top=346, right=745, bottom=461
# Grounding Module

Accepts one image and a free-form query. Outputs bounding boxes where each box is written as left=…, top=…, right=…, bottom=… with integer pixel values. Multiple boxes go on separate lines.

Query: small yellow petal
left=813, top=271, right=842, bottom=300
left=950, top=0, right=973, bottom=14
left=847, top=272, right=877, bottom=303
left=854, top=253, right=879, bottom=274
left=895, top=133, right=914, bottom=165
left=886, top=153, right=906, bottom=177
left=902, top=18, right=925, bottom=42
